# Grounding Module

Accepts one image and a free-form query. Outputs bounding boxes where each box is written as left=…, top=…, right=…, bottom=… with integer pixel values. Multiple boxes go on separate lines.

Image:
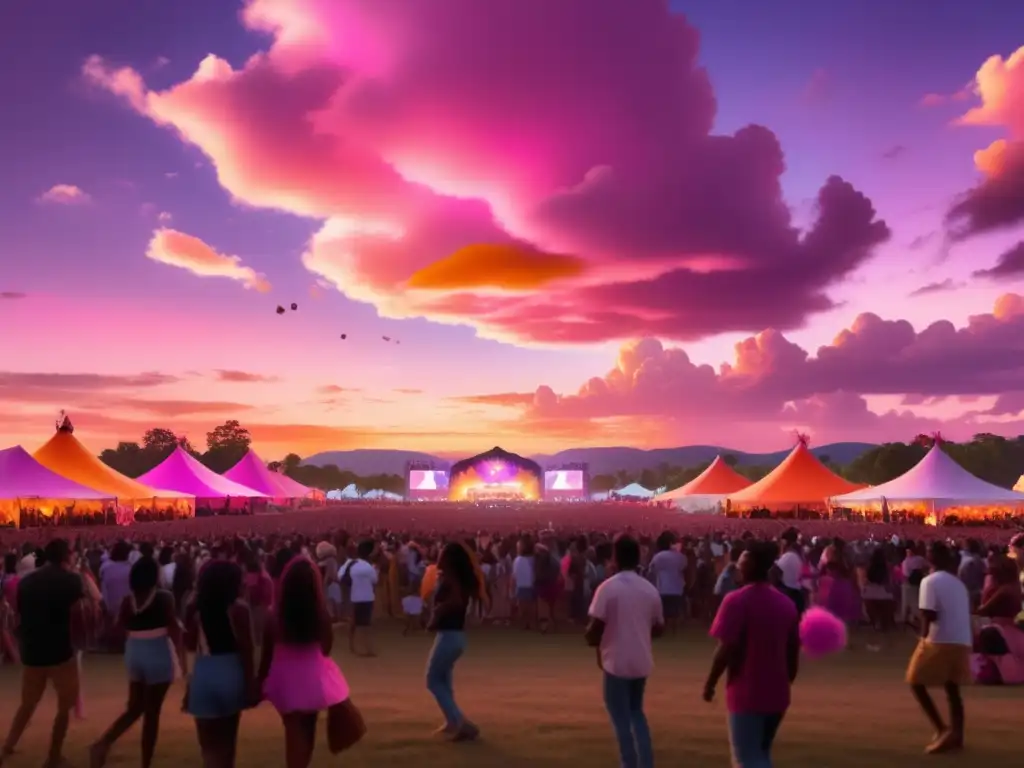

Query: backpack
left=340, top=560, right=355, bottom=589
left=907, top=568, right=926, bottom=588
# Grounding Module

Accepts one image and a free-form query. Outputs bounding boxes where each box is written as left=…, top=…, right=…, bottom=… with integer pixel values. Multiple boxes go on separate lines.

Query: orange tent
left=34, top=428, right=192, bottom=505
left=656, top=456, right=751, bottom=501
left=727, top=441, right=863, bottom=508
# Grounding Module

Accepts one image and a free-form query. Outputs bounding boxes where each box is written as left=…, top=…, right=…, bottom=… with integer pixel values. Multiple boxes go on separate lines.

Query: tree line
left=100, top=424, right=1024, bottom=498
left=97, top=420, right=405, bottom=494
left=591, top=433, right=1024, bottom=493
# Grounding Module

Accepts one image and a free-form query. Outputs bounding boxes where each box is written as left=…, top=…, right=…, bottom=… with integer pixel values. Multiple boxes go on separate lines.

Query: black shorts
left=661, top=594, right=684, bottom=619
left=352, top=601, right=375, bottom=627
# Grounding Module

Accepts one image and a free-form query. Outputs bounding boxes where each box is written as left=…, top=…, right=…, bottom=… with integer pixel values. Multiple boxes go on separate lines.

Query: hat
left=315, top=541, right=337, bottom=561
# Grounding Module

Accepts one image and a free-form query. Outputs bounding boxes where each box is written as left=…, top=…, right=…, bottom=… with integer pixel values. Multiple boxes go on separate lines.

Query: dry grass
left=0, top=626, right=1020, bottom=767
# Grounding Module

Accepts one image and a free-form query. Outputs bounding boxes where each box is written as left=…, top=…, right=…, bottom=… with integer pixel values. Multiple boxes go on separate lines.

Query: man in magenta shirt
left=704, top=540, right=799, bottom=767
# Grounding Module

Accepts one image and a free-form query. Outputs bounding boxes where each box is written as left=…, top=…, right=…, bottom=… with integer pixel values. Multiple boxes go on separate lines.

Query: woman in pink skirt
left=257, top=557, right=351, bottom=768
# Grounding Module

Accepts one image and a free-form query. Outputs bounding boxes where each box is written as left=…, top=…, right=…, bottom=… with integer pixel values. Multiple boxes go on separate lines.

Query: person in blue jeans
left=425, top=542, right=482, bottom=742
left=703, top=540, right=799, bottom=768
left=585, top=534, right=665, bottom=768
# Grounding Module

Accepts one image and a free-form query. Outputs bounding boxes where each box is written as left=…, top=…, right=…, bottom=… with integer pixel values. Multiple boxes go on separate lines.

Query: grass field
left=0, top=626, right=1020, bottom=767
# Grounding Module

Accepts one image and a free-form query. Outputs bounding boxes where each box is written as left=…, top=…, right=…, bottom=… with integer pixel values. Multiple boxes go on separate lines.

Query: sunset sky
left=3, top=0, right=1024, bottom=460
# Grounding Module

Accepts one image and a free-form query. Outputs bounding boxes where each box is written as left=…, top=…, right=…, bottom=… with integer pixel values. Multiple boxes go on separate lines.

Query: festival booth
left=726, top=437, right=863, bottom=515
left=0, top=445, right=114, bottom=527
left=34, top=418, right=194, bottom=523
left=833, top=442, right=1024, bottom=524
left=139, top=447, right=267, bottom=514
left=224, top=449, right=321, bottom=506
left=612, top=482, right=655, bottom=500
left=654, top=456, right=752, bottom=513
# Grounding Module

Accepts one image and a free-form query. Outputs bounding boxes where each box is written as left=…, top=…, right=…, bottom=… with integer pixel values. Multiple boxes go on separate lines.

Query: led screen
left=408, top=470, right=450, bottom=497
left=545, top=470, right=584, bottom=491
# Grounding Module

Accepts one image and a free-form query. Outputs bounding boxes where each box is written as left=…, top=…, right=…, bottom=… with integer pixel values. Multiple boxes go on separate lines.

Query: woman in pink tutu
left=257, top=557, right=353, bottom=768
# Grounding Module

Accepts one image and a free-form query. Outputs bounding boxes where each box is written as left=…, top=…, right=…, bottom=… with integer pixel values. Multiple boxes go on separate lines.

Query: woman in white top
left=511, top=537, right=537, bottom=631
left=339, top=539, right=379, bottom=657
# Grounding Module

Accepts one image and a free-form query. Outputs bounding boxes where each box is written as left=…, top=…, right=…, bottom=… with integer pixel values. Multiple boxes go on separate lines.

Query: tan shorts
left=906, top=640, right=971, bottom=687
left=21, top=658, right=80, bottom=711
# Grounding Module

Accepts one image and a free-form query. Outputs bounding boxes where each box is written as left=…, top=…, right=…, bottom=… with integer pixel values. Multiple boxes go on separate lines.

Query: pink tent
left=225, top=450, right=317, bottom=500
left=0, top=445, right=112, bottom=500
left=224, top=450, right=289, bottom=497
left=139, top=448, right=266, bottom=501
left=275, top=472, right=317, bottom=498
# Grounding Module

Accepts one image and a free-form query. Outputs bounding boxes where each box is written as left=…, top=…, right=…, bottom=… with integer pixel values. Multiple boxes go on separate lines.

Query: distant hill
left=302, top=443, right=876, bottom=476
left=302, top=449, right=452, bottom=475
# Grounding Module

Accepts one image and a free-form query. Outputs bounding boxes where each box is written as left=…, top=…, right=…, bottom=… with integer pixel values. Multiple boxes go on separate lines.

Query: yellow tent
left=34, top=428, right=192, bottom=507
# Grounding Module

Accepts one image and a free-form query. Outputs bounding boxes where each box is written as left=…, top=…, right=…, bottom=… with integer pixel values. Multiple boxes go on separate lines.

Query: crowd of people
left=0, top=503, right=1022, bottom=767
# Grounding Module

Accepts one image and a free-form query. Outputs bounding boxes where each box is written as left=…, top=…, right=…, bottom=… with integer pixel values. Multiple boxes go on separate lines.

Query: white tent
left=613, top=482, right=654, bottom=499
left=834, top=444, right=1024, bottom=510
left=362, top=488, right=403, bottom=501
left=326, top=483, right=360, bottom=501
left=1015, top=476, right=1024, bottom=493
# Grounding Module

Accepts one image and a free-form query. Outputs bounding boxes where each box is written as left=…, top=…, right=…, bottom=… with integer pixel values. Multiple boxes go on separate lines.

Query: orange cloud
left=450, top=392, right=536, bottom=408
left=214, top=370, right=278, bottom=383
left=146, top=228, right=271, bottom=292
left=408, top=244, right=586, bottom=290
left=957, top=47, right=1024, bottom=136
left=37, top=184, right=91, bottom=205
left=946, top=47, right=1024, bottom=238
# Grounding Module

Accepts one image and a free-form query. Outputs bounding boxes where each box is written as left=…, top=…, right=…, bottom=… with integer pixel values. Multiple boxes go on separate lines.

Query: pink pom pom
left=799, top=607, right=847, bottom=658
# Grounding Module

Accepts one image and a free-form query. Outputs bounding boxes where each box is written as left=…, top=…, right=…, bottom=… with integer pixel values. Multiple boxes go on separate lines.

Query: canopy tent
left=834, top=443, right=1024, bottom=510
left=34, top=427, right=191, bottom=511
left=655, top=456, right=751, bottom=512
left=727, top=440, right=862, bottom=508
left=327, top=484, right=360, bottom=501
left=362, top=488, right=403, bottom=501
left=139, top=448, right=266, bottom=506
left=273, top=471, right=320, bottom=500
left=224, top=450, right=298, bottom=498
left=613, top=482, right=654, bottom=499
left=1015, top=476, right=1024, bottom=493
left=0, top=445, right=114, bottom=526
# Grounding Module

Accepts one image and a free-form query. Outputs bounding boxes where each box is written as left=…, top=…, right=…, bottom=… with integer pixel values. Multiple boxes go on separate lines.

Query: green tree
left=283, top=453, right=302, bottom=473
left=201, top=419, right=252, bottom=474
left=99, top=441, right=146, bottom=477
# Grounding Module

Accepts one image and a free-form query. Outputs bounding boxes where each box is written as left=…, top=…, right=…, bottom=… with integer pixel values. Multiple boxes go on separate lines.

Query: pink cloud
left=948, top=47, right=1024, bottom=239
left=83, top=0, right=889, bottom=345
left=516, top=293, right=1024, bottom=447
left=37, top=184, right=91, bottom=205
left=145, top=228, right=271, bottom=292
left=974, top=241, right=1024, bottom=280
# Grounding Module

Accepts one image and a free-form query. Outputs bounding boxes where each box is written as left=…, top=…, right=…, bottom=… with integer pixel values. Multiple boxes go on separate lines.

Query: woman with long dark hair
left=258, top=557, right=353, bottom=768
left=426, top=542, right=482, bottom=741
left=90, top=555, right=181, bottom=768
left=184, top=560, right=256, bottom=768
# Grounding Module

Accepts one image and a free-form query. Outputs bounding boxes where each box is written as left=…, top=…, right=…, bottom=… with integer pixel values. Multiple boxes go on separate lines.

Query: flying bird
left=340, top=333, right=347, bottom=340
left=290, top=303, right=298, bottom=311
left=275, top=305, right=285, bottom=315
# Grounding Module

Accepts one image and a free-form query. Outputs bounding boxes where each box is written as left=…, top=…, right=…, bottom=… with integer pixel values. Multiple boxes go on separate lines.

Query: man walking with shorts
left=1, top=539, right=85, bottom=767
left=906, top=541, right=972, bottom=754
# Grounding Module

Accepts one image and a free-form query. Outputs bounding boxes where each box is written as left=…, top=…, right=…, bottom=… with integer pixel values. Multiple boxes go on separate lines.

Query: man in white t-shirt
left=339, top=539, right=379, bottom=657
left=775, top=529, right=806, bottom=614
left=585, top=534, right=664, bottom=768
left=905, top=541, right=971, bottom=754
